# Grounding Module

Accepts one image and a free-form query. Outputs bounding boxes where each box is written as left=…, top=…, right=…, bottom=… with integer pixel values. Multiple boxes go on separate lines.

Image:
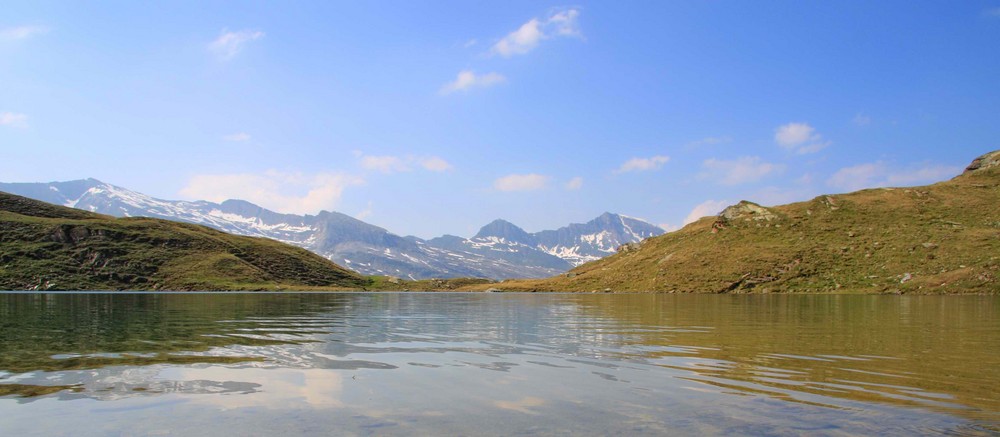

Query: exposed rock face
left=616, top=242, right=641, bottom=253
left=964, top=150, right=1000, bottom=173
left=718, top=201, right=779, bottom=223
left=50, top=225, right=104, bottom=244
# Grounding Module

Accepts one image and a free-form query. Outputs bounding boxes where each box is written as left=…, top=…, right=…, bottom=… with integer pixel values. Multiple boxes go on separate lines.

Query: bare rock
left=716, top=201, right=779, bottom=228
left=964, top=150, right=1000, bottom=173
left=616, top=242, right=641, bottom=253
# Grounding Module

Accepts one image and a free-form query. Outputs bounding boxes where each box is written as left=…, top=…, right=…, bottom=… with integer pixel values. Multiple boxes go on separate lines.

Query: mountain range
left=0, top=179, right=664, bottom=280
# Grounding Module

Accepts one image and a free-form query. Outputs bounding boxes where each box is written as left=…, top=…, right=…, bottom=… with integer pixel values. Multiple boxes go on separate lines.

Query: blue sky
left=2, top=1, right=999, bottom=238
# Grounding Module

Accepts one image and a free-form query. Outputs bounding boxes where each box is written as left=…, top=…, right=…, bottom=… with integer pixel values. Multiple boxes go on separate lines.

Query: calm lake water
left=0, top=293, right=997, bottom=436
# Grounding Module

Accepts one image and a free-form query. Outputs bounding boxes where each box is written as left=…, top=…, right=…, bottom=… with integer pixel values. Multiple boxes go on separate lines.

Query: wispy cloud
left=493, top=173, right=549, bottom=192
left=440, top=70, right=506, bottom=95
left=0, top=25, right=49, bottom=41
left=357, top=153, right=453, bottom=174
left=565, top=176, right=584, bottom=190
left=356, top=201, right=374, bottom=221
left=419, top=157, right=453, bottom=172
left=827, top=162, right=961, bottom=192
left=985, top=7, right=1000, bottom=17
left=615, top=155, right=670, bottom=173
left=774, top=122, right=830, bottom=154
left=701, top=156, right=784, bottom=185
left=853, top=113, right=872, bottom=126
left=223, top=132, right=251, bottom=142
left=463, top=39, right=478, bottom=48
left=0, top=112, right=28, bottom=128
left=491, top=8, right=582, bottom=57
left=360, top=155, right=410, bottom=174
left=684, top=136, right=732, bottom=149
left=208, top=29, right=265, bottom=60
left=683, top=199, right=729, bottom=225
left=179, top=170, right=364, bottom=215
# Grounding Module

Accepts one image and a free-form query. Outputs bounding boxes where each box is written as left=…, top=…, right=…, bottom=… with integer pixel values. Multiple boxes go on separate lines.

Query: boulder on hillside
left=616, top=242, right=641, bottom=253
left=719, top=201, right=779, bottom=223
left=711, top=201, right=780, bottom=233
left=964, top=150, right=1000, bottom=173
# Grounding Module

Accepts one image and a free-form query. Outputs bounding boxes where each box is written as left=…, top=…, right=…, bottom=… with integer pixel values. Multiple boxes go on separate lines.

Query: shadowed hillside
left=477, top=151, right=1000, bottom=294
left=0, top=192, right=366, bottom=291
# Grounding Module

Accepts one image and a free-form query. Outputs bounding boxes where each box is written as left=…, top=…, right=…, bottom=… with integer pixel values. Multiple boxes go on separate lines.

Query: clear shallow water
left=0, top=293, right=997, bottom=436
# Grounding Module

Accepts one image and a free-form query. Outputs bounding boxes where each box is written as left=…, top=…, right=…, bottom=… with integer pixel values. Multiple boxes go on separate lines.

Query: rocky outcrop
left=964, top=150, right=1000, bottom=173
left=616, top=242, right=641, bottom=253
left=719, top=201, right=779, bottom=223
left=711, top=201, right=780, bottom=232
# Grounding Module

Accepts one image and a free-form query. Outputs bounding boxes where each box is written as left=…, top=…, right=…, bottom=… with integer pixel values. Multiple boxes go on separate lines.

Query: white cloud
left=683, top=199, right=729, bottom=225
left=420, top=157, right=453, bottom=172
left=615, top=155, right=670, bottom=173
left=986, top=7, right=1000, bottom=17
left=795, top=141, right=831, bottom=154
left=752, top=185, right=817, bottom=207
left=853, top=113, right=871, bottom=126
left=0, top=112, right=28, bottom=128
left=775, top=122, right=814, bottom=146
left=440, top=70, right=506, bottom=94
left=774, top=122, right=830, bottom=154
left=493, top=173, right=549, bottom=192
left=493, top=19, right=544, bottom=57
left=565, top=176, right=584, bottom=190
left=0, top=25, right=49, bottom=41
left=491, top=8, right=581, bottom=57
left=208, top=29, right=265, bottom=60
left=463, top=39, right=478, bottom=48
left=360, top=155, right=410, bottom=174
left=701, top=156, right=784, bottom=185
left=356, top=201, right=374, bottom=221
left=356, top=153, right=452, bottom=173
left=827, top=163, right=883, bottom=191
left=223, top=132, right=251, bottom=142
left=179, top=170, right=364, bottom=215
left=685, top=136, right=732, bottom=149
left=827, top=162, right=961, bottom=191
left=547, top=8, right=583, bottom=37
left=884, top=165, right=961, bottom=185
left=659, top=223, right=681, bottom=233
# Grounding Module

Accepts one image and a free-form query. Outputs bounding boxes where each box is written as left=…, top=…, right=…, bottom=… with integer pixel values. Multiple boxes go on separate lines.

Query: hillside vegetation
left=0, top=192, right=366, bottom=291
left=478, top=151, right=1000, bottom=294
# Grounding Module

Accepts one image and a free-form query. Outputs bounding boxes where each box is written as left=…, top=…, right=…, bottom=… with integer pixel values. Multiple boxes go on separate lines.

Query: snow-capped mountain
left=426, top=214, right=665, bottom=270
left=0, top=179, right=665, bottom=279
left=534, top=212, right=665, bottom=265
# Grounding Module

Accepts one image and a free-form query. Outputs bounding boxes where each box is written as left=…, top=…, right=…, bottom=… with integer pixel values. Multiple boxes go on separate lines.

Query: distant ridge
left=480, top=150, right=1000, bottom=294
left=0, top=179, right=665, bottom=280
left=0, top=191, right=366, bottom=291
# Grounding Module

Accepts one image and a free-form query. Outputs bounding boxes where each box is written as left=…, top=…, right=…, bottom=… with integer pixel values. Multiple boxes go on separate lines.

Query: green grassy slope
left=0, top=192, right=367, bottom=291
left=480, top=151, right=1000, bottom=294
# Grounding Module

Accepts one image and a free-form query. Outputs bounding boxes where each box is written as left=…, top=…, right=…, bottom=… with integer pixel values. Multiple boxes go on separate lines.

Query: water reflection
left=0, top=293, right=997, bottom=435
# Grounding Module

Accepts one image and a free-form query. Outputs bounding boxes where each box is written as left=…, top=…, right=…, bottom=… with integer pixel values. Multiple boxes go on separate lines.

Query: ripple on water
left=0, top=293, right=997, bottom=435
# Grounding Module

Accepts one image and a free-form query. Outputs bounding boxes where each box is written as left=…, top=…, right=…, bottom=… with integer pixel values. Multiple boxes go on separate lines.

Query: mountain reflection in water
left=0, top=292, right=997, bottom=435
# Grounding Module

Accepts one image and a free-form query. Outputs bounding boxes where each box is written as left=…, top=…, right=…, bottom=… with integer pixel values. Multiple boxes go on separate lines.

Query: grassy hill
left=0, top=192, right=367, bottom=291
left=476, top=151, right=1000, bottom=294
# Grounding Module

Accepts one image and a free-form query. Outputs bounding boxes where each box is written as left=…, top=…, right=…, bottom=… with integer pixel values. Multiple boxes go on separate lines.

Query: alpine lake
left=0, top=292, right=997, bottom=436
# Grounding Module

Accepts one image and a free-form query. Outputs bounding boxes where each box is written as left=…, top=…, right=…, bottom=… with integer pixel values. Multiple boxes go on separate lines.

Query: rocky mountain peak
left=473, top=219, right=533, bottom=243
